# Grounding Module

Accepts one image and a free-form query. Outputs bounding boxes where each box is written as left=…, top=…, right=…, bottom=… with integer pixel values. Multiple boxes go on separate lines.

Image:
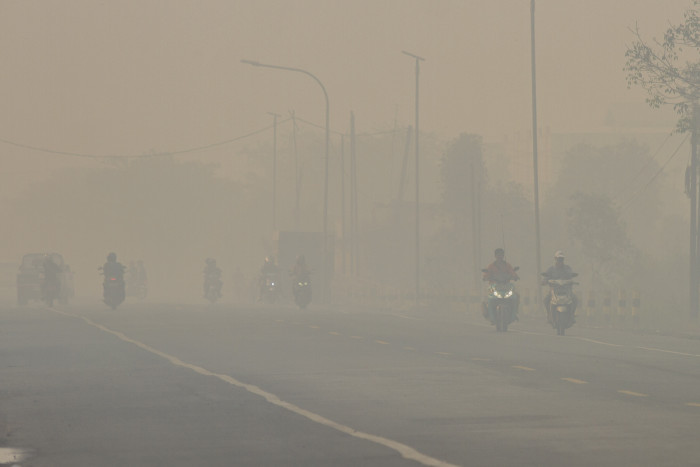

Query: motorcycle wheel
left=496, top=305, right=508, bottom=332
left=556, top=313, right=566, bottom=335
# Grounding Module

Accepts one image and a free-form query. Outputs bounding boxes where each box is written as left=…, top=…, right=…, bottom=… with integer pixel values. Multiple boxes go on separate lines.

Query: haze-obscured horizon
left=0, top=1, right=694, bottom=321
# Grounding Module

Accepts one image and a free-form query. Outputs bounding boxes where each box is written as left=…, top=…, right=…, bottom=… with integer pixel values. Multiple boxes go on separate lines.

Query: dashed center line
left=637, top=347, right=699, bottom=357
left=435, top=352, right=452, bottom=356
left=350, top=336, right=364, bottom=340
left=328, top=332, right=341, bottom=336
left=512, top=365, right=536, bottom=371
left=561, top=378, right=588, bottom=384
left=686, top=403, right=700, bottom=407
left=309, top=325, right=320, bottom=329
left=375, top=340, right=390, bottom=345
left=618, top=390, right=648, bottom=397
left=404, top=346, right=416, bottom=351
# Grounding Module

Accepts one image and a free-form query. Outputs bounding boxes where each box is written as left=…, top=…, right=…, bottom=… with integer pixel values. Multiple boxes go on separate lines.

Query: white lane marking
left=389, top=313, right=423, bottom=321
left=561, top=378, right=588, bottom=385
left=404, top=346, right=416, bottom=351
left=686, top=402, right=700, bottom=407
left=570, top=337, right=623, bottom=347
left=350, top=335, right=364, bottom=340
left=618, top=390, right=648, bottom=398
left=435, top=352, right=451, bottom=356
left=0, top=448, right=27, bottom=463
left=637, top=347, right=700, bottom=357
left=512, top=365, right=536, bottom=371
left=375, top=340, right=391, bottom=345
left=329, top=331, right=341, bottom=336
left=52, top=309, right=459, bottom=467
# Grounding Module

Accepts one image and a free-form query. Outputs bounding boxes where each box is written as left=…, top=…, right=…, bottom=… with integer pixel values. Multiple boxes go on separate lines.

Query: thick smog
left=0, top=1, right=699, bottom=466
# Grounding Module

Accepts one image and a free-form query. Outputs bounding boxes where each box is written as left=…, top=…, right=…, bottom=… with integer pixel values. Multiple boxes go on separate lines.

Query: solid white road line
left=51, top=309, right=460, bottom=467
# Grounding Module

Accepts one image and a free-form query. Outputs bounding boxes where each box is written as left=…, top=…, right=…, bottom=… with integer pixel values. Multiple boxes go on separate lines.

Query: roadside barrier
left=617, top=288, right=628, bottom=323
left=332, top=277, right=642, bottom=326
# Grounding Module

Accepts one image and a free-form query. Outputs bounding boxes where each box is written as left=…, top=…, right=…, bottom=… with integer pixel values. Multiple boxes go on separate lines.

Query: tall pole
left=530, top=1, right=543, bottom=310
left=290, top=110, right=300, bottom=229
left=350, top=112, right=358, bottom=276
left=241, top=59, right=330, bottom=302
left=268, top=112, right=280, bottom=232
left=403, top=50, right=425, bottom=308
left=340, top=134, right=346, bottom=275
left=691, top=104, right=698, bottom=319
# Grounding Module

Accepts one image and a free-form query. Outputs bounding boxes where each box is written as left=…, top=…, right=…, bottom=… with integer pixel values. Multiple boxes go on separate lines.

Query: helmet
left=495, top=248, right=505, bottom=257
left=554, top=250, right=565, bottom=259
left=107, top=252, right=117, bottom=262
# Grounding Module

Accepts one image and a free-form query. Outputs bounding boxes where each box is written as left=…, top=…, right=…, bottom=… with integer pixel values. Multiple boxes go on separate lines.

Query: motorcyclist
left=102, top=252, right=125, bottom=282
left=41, top=255, right=62, bottom=302
left=102, top=252, right=126, bottom=301
left=203, top=258, right=223, bottom=298
left=482, top=248, right=520, bottom=323
left=290, top=255, right=311, bottom=291
left=258, top=256, right=279, bottom=301
left=137, top=261, right=148, bottom=286
left=542, top=250, right=578, bottom=324
left=127, top=261, right=139, bottom=289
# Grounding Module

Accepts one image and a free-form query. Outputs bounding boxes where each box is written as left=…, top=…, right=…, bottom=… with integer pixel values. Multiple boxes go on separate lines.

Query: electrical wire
left=619, top=133, right=689, bottom=212
left=0, top=118, right=290, bottom=160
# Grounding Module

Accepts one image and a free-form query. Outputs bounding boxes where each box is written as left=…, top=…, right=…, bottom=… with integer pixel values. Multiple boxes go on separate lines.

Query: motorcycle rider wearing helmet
left=103, top=252, right=125, bottom=282
left=482, top=248, right=520, bottom=323
left=542, top=251, right=578, bottom=324
left=203, top=258, right=223, bottom=297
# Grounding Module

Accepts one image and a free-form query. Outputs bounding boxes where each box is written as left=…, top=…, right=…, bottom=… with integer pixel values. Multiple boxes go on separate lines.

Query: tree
left=567, top=193, right=635, bottom=284
left=625, top=1, right=700, bottom=318
left=625, top=0, right=700, bottom=131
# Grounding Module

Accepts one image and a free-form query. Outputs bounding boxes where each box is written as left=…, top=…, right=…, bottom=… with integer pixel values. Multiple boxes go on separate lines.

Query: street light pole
left=530, top=0, right=543, bottom=311
left=268, top=112, right=280, bottom=232
left=242, top=59, right=331, bottom=302
left=402, top=50, right=425, bottom=308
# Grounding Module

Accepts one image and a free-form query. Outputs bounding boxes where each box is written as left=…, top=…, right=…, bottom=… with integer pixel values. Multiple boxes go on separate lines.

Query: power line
left=619, top=133, right=689, bottom=212
left=612, top=132, right=673, bottom=205
left=0, top=118, right=290, bottom=160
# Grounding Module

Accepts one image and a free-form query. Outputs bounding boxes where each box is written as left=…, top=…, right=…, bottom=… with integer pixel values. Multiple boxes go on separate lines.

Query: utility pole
left=692, top=113, right=698, bottom=319
left=531, top=0, right=543, bottom=311
left=268, top=112, right=280, bottom=232
left=403, top=50, right=425, bottom=308
left=350, top=112, right=359, bottom=276
left=290, top=110, right=300, bottom=229
left=340, top=134, right=346, bottom=275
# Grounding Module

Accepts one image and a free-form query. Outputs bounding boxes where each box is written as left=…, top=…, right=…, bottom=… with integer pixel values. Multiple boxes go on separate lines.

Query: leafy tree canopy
left=625, top=0, right=700, bottom=131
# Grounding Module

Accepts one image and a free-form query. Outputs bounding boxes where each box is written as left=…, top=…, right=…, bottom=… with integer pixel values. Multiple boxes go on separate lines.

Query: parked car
left=16, top=253, right=74, bottom=306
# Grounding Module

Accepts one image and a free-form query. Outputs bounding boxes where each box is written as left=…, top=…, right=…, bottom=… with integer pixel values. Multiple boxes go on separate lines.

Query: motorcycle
left=126, top=279, right=148, bottom=300
left=482, top=268, right=519, bottom=332
left=40, top=274, right=60, bottom=307
left=292, top=272, right=312, bottom=309
left=100, top=268, right=125, bottom=310
left=204, top=273, right=222, bottom=303
left=543, top=272, right=578, bottom=335
left=261, top=272, right=279, bottom=304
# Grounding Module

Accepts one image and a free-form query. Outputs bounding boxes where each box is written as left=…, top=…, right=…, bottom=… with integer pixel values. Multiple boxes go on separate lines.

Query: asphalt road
left=1, top=299, right=699, bottom=467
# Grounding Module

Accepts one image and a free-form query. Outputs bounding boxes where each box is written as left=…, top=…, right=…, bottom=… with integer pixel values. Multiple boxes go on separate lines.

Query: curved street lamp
left=241, top=59, right=330, bottom=302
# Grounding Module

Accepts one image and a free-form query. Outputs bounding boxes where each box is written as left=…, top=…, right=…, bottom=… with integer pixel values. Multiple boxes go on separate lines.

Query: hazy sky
left=0, top=0, right=692, bottom=193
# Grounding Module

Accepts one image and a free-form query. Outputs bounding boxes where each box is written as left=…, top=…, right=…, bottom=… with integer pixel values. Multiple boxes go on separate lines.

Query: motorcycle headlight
left=493, top=290, right=503, bottom=298
left=505, top=290, right=513, bottom=298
